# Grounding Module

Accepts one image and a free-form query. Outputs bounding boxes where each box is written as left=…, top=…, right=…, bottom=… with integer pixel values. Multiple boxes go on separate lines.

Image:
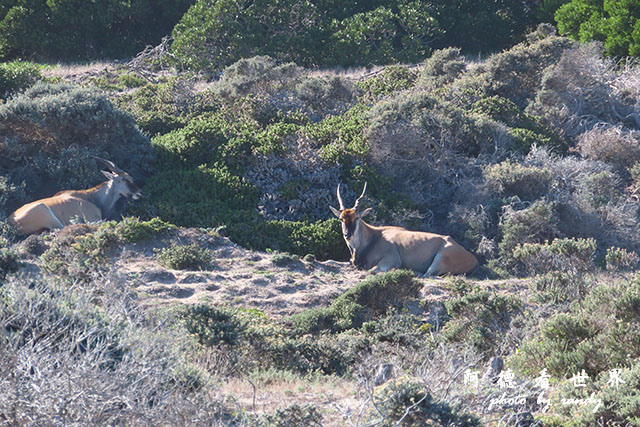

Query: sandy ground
left=108, top=228, right=456, bottom=317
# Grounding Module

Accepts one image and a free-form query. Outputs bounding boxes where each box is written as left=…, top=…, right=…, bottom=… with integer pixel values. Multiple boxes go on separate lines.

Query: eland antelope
left=330, top=183, right=478, bottom=276
left=8, top=157, right=141, bottom=235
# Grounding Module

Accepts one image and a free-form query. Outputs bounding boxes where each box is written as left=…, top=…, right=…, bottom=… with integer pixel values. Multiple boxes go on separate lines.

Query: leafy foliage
left=556, top=0, right=640, bottom=56
left=0, top=0, right=193, bottom=60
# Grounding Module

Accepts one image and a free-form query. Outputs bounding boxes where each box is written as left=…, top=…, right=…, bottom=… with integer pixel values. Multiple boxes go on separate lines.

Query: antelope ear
left=357, top=207, right=372, bottom=218
left=101, top=170, right=117, bottom=180
left=329, top=206, right=342, bottom=218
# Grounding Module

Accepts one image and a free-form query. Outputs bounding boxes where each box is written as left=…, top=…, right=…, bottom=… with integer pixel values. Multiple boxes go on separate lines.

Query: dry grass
left=42, top=61, right=115, bottom=80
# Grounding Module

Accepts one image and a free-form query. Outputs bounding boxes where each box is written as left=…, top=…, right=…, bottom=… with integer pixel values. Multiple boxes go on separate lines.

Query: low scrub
left=374, top=379, right=480, bottom=426
left=512, top=237, right=597, bottom=276
left=155, top=243, right=212, bottom=270
left=512, top=275, right=640, bottom=379
left=440, top=282, right=522, bottom=355
left=287, top=270, right=422, bottom=335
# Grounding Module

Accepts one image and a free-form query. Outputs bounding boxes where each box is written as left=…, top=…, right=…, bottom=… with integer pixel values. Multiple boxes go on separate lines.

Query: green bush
left=178, top=305, right=246, bottom=346
left=357, top=65, right=417, bottom=102
left=375, top=379, right=480, bottom=426
left=512, top=274, right=640, bottom=378
left=0, top=61, right=42, bottom=99
left=287, top=270, right=422, bottom=335
left=271, top=252, right=299, bottom=267
left=455, top=32, right=573, bottom=108
left=330, top=5, right=440, bottom=66
left=440, top=284, right=522, bottom=354
left=129, top=163, right=259, bottom=228
left=0, top=247, right=19, bottom=279
left=498, top=199, right=559, bottom=266
left=577, top=170, right=622, bottom=209
left=556, top=0, right=640, bottom=57
left=418, top=47, right=466, bottom=89
left=303, top=103, right=369, bottom=165
left=227, top=218, right=348, bottom=261
left=361, top=312, right=426, bottom=348
left=116, top=217, right=175, bottom=243
left=116, top=78, right=199, bottom=136
left=155, top=243, right=212, bottom=270
left=606, top=247, right=640, bottom=272
left=171, top=0, right=323, bottom=70
left=211, top=56, right=302, bottom=100
left=549, top=360, right=640, bottom=426
left=261, top=403, right=323, bottom=427
left=512, top=237, right=597, bottom=276
left=0, top=0, right=193, bottom=61
left=485, top=159, right=553, bottom=200
left=40, top=219, right=175, bottom=276
left=529, top=271, right=591, bottom=304
left=179, top=304, right=357, bottom=376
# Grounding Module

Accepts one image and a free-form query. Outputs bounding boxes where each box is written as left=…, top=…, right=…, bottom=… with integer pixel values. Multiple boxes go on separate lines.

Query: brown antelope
left=330, top=183, right=478, bottom=276
left=8, top=158, right=141, bottom=235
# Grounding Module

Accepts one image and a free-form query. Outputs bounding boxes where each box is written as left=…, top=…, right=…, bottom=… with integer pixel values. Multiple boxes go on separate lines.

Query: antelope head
left=330, top=182, right=371, bottom=245
left=94, top=157, right=142, bottom=200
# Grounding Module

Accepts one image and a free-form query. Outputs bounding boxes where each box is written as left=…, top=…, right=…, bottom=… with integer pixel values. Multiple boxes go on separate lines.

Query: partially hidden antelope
left=8, top=157, right=142, bottom=235
left=330, top=183, right=478, bottom=276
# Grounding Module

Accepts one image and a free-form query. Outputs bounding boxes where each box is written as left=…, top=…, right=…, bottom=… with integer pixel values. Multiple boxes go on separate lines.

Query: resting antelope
left=330, top=183, right=478, bottom=276
left=8, top=158, right=141, bottom=235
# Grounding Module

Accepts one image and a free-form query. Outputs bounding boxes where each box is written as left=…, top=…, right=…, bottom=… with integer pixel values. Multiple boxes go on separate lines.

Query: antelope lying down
left=8, top=158, right=141, bottom=235
left=330, top=183, right=478, bottom=276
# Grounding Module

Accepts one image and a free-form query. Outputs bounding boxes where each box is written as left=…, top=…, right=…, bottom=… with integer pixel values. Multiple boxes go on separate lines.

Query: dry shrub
left=453, top=31, right=573, bottom=108
left=529, top=43, right=640, bottom=141
left=365, top=91, right=509, bottom=215
left=576, top=124, right=640, bottom=171
left=0, top=271, right=239, bottom=425
left=417, top=47, right=467, bottom=90
left=0, top=82, right=152, bottom=215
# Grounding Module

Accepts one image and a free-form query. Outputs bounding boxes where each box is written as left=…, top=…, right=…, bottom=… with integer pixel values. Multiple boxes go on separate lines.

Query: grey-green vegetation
left=1, top=3, right=640, bottom=424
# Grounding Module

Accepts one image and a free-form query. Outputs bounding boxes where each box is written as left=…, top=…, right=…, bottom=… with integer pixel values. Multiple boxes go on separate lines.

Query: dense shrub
left=484, top=159, right=553, bottom=200
left=261, top=403, right=323, bottom=427
left=287, top=270, right=422, bottom=335
left=528, top=44, right=638, bottom=141
left=498, top=199, right=559, bottom=264
left=417, top=47, right=466, bottom=89
left=0, top=60, right=42, bottom=99
left=0, top=272, right=235, bottom=424
left=329, top=4, right=440, bottom=67
left=304, top=103, right=369, bottom=165
left=155, top=243, right=212, bottom=270
left=117, top=77, right=200, bottom=136
left=549, top=360, right=640, bottom=426
left=440, top=283, right=522, bottom=354
left=228, top=218, right=347, bottom=260
left=0, top=82, right=152, bottom=215
left=529, top=271, right=592, bottom=304
left=178, top=305, right=246, bottom=346
left=576, top=125, right=640, bottom=171
left=512, top=237, right=597, bottom=276
left=555, top=0, right=640, bottom=57
left=454, top=31, right=573, bottom=108
left=375, top=379, right=480, bottom=426
left=171, top=0, right=324, bottom=70
left=357, top=65, right=417, bottom=103
left=512, top=274, right=640, bottom=379
left=605, top=246, right=640, bottom=272
left=0, top=247, right=19, bottom=279
left=0, top=0, right=193, bottom=61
